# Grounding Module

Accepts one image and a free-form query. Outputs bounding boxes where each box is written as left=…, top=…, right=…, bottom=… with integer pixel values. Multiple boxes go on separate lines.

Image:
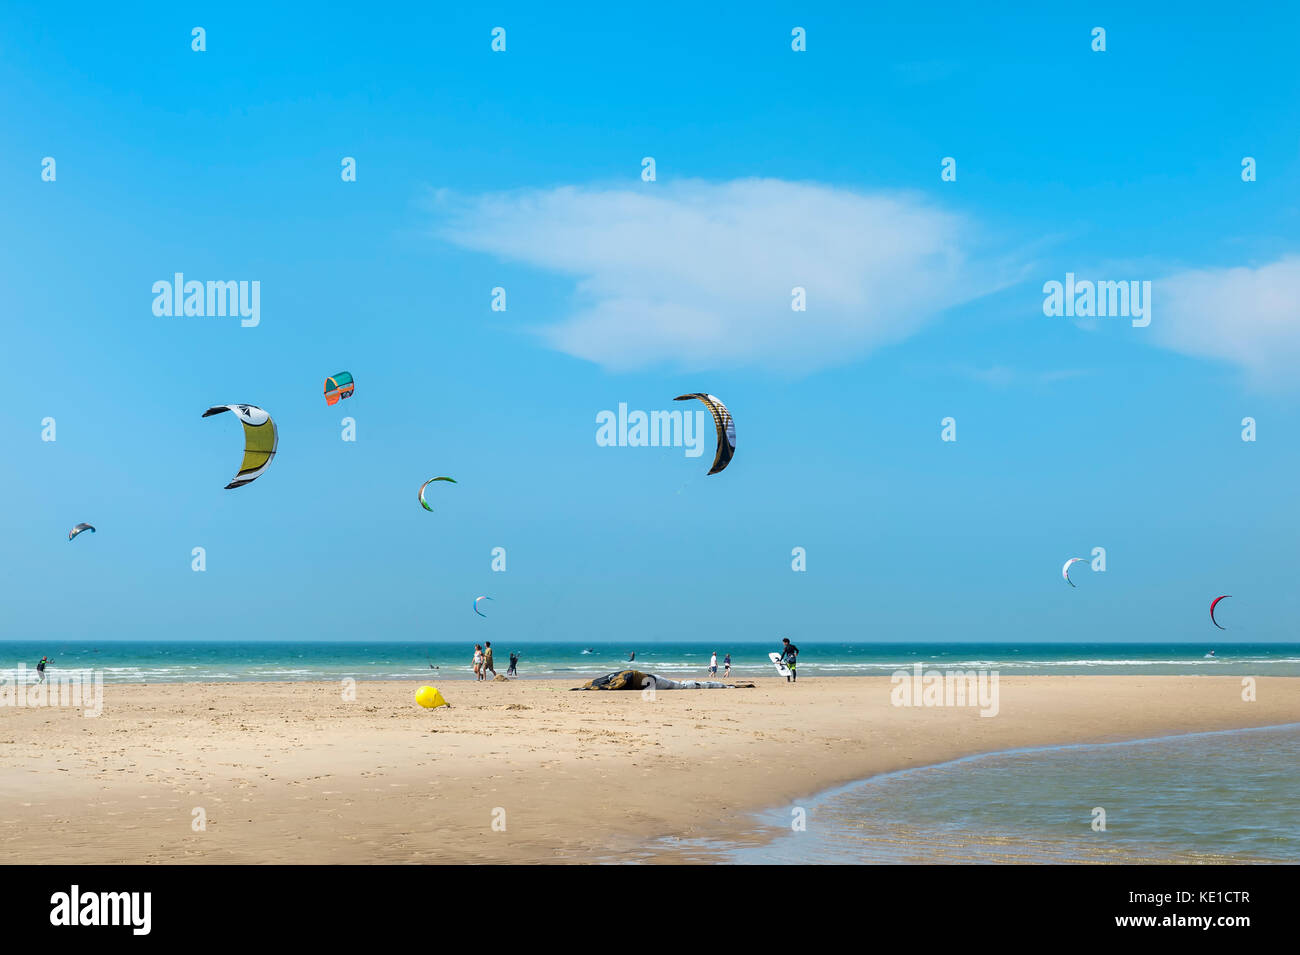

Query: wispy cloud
left=947, top=364, right=1092, bottom=388
left=1154, top=256, right=1300, bottom=388
left=431, top=179, right=1010, bottom=373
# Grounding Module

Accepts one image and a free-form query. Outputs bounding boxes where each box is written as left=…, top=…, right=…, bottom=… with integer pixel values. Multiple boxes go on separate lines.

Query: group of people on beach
left=458, top=641, right=801, bottom=683
left=708, top=651, right=733, bottom=678
left=472, top=642, right=494, bottom=680
left=471, top=642, right=520, bottom=680
left=705, top=639, right=799, bottom=681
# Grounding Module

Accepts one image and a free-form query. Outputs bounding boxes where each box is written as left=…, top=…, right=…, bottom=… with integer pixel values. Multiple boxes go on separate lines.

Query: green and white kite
left=202, top=404, right=278, bottom=489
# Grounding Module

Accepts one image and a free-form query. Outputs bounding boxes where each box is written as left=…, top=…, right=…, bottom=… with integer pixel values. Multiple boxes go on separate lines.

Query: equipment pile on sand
left=573, top=669, right=754, bottom=690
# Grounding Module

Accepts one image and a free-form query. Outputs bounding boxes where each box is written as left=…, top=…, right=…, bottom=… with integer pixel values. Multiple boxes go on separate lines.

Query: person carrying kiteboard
left=779, top=639, right=799, bottom=683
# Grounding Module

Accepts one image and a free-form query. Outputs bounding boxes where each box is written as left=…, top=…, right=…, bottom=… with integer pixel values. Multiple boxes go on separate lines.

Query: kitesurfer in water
left=35, top=656, right=49, bottom=684
left=779, top=639, right=799, bottom=683
left=628, top=651, right=635, bottom=662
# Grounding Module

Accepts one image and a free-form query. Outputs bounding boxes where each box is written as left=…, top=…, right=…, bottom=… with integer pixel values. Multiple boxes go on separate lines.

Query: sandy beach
left=2, top=675, right=1297, bottom=864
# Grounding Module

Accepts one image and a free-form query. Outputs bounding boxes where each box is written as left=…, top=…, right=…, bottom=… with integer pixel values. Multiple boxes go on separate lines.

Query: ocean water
left=1, top=641, right=1298, bottom=683
left=655, top=724, right=1300, bottom=864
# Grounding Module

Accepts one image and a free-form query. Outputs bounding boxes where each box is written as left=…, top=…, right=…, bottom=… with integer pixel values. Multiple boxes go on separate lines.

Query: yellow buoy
left=415, top=685, right=447, bottom=709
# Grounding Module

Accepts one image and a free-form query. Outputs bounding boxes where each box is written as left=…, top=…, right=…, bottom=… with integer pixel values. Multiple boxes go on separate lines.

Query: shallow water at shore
left=659, top=724, right=1300, bottom=864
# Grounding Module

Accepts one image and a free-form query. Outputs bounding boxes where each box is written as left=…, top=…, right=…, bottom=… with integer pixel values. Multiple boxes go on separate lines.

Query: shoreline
left=6, top=641, right=1299, bottom=686
left=3, top=676, right=1298, bottom=864
left=661, top=721, right=1300, bottom=864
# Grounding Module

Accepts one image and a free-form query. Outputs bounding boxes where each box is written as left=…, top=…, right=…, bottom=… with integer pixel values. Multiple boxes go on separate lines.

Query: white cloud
left=431, top=179, right=1008, bottom=372
left=953, top=364, right=1091, bottom=388
left=1155, top=256, right=1300, bottom=387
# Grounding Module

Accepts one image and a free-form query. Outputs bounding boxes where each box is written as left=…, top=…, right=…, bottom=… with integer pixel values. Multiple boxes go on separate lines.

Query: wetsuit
left=36, top=659, right=47, bottom=684
left=780, top=644, right=799, bottom=682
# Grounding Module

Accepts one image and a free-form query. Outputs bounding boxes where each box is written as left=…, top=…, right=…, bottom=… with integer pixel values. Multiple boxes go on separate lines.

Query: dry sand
left=1, top=676, right=1296, bottom=863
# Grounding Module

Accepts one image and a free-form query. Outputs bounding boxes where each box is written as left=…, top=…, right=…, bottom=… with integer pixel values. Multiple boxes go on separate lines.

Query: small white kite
left=1062, top=557, right=1088, bottom=587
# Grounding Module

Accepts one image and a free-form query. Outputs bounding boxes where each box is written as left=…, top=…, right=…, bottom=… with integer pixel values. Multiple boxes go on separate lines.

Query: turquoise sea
left=2, top=640, right=1297, bottom=683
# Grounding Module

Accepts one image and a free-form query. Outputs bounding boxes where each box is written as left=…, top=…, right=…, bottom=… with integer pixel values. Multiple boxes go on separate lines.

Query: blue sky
left=2, top=3, right=1298, bottom=644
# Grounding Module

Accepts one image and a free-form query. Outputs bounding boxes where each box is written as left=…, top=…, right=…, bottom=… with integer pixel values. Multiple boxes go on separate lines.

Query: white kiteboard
left=769, top=652, right=791, bottom=678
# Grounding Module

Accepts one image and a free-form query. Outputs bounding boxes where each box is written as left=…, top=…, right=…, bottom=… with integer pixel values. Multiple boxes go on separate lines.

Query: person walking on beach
left=723, top=653, right=731, bottom=678
left=473, top=644, right=484, bottom=681
left=35, top=656, right=49, bottom=684
left=709, top=651, right=718, bottom=677
left=483, top=641, right=497, bottom=679
left=507, top=652, right=518, bottom=677
left=779, top=638, right=799, bottom=683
